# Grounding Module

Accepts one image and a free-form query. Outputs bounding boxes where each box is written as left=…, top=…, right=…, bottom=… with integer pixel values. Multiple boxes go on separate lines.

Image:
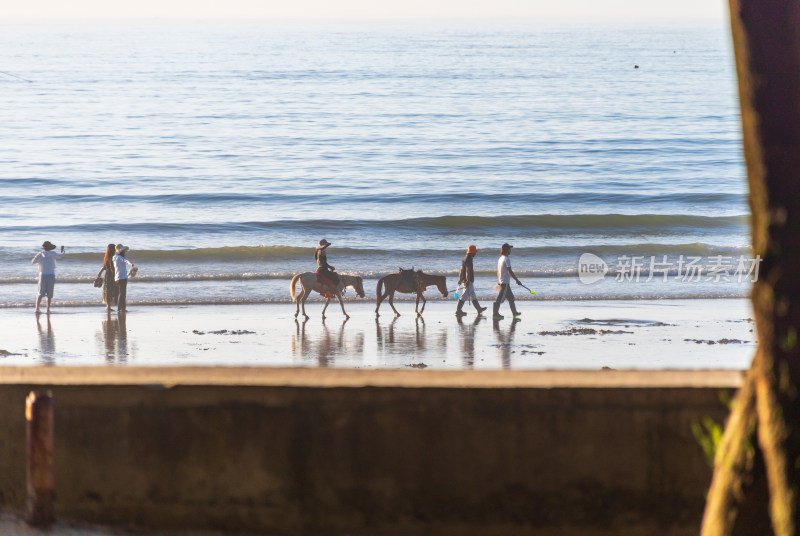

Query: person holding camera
left=31, top=241, right=66, bottom=314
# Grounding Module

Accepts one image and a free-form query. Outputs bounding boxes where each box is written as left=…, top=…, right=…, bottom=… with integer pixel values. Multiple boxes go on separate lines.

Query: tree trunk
left=701, top=1, right=800, bottom=535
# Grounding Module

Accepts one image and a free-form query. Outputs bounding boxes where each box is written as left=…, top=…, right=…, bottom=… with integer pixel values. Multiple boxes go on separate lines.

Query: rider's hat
left=467, top=245, right=477, bottom=254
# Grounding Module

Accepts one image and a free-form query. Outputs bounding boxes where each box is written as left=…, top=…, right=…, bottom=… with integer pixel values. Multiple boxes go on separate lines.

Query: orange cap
left=467, top=245, right=478, bottom=254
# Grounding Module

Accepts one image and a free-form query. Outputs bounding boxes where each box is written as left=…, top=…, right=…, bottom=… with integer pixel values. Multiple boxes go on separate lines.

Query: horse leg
left=376, top=290, right=385, bottom=316
left=294, top=286, right=305, bottom=318
left=300, top=289, right=311, bottom=319
left=336, top=292, right=349, bottom=319
left=375, top=277, right=384, bottom=316
left=418, top=293, right=427, bottom=316
left=388, top=289, right=401, bottom=317
left=322, top=298, right=330, bottom=319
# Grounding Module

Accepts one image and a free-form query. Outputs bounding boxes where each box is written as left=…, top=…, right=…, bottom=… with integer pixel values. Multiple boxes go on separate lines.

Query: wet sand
left=0, top=299, right=756, bottom=369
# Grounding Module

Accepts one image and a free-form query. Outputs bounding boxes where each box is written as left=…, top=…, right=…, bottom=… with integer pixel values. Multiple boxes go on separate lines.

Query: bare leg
left=35, top=296, right=42, bottom=313
left=45, top=297, right=52, bottom=314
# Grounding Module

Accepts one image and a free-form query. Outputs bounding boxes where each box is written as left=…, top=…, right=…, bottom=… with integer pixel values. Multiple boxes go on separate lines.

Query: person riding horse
left=315, top=238, right=339, bottom=287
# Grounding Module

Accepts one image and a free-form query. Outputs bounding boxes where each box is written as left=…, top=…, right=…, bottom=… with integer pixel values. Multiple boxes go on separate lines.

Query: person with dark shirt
left=456, top=245, right=486, bottom=316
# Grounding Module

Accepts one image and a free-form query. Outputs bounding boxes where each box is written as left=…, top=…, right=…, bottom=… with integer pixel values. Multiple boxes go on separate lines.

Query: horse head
left=343, top=274, right=365, bottom=298
left=353, top=276, right=365, bottom=298
left=436, top=276, right=448, bottom=297
left=416, top=270, right=448, bottom=297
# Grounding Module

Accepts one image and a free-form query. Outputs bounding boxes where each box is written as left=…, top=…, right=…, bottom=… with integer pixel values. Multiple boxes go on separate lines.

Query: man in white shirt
left=31, top=241, right=66, bottom=314
left=493, top=243, right=522, bottom=320
left=112, top=244, right=136, bottom=313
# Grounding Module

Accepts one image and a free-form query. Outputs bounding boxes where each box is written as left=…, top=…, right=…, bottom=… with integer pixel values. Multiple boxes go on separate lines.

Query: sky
left=1, top=0, right=727, bottom=21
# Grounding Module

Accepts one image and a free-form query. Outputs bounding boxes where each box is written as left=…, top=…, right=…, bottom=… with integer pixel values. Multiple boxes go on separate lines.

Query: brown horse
left=290, top=272, right=365, bottom=319
left=375, top=270, right=448, bottom=317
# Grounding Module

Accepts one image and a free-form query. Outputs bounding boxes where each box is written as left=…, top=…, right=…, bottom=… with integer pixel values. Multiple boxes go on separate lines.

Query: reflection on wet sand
left=376, top=316, right=430, bottom=354
left=493, top=318, right=521, bottom=369
left=293, top=318, right=363, bottom=367
left=101, top=312, right=130, bottom=363
left=35, top=313, right=55, bottom=365
left=456, top=314, right=484, bottom=368
left=374, top=316, right=449, bottom=366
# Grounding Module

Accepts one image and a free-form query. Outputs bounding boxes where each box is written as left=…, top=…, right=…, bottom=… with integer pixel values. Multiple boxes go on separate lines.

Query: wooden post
left=701, top=1, right=800, bottom=534
left=26, top=390, right=54, bottom=527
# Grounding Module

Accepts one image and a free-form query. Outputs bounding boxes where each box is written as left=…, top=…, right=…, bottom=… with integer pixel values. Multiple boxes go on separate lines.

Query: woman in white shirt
left=112, top=244, right=136, bottom=313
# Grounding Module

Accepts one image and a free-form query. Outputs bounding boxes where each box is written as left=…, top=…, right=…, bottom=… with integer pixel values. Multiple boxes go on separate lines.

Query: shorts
left=38, top=274, right=55, bottom=298
left=459, top=282, right=477, bottom=301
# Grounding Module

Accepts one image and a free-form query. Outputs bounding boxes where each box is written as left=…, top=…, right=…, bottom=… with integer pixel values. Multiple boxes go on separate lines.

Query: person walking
left=31, top=241, right=66, bottom=314
left=492, top=243, right=522, bottom=320
left=95, top=243, right=118, bottom=313
left=113, top=244, right=135, bottom=313
left=456, top=245, right=486, bottom=316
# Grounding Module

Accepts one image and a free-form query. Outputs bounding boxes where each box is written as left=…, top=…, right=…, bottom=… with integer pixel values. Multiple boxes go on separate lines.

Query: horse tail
left=290, top=273, right=301, bottom=302
left=376, top=276, right=385, bottom=305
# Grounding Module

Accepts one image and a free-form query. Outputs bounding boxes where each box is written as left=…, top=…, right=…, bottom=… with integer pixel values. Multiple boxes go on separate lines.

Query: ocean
left=0, top=19, right=750, bottom=308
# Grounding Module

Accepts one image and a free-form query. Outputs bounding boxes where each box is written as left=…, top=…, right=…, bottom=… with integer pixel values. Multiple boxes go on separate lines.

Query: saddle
left=315, top=270, right=337, bottom=299
left=398, top=267, right=420, bottom=292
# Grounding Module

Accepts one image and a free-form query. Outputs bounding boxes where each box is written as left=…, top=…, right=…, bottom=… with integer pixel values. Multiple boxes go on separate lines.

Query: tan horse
left=375, top=270, right=448, bottom=317
left=290, top=272, right=365, bottom=319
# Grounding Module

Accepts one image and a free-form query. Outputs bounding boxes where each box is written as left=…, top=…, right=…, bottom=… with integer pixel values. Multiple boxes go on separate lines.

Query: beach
left=1, top=20, right=747, bottom=309
left=0, top=298, right=755, bottom=369
left=0, top=21, right=751, bottom=370
left=0, top=15, right=765, bottom=536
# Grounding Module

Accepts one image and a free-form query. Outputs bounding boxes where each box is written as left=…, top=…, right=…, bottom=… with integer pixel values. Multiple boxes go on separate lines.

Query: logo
left=578, top=253, right=608, bottom=285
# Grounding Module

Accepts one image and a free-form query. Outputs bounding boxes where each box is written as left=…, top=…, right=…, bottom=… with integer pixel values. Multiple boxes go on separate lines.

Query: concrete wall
left=0, top=368, right=740, bottom=535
